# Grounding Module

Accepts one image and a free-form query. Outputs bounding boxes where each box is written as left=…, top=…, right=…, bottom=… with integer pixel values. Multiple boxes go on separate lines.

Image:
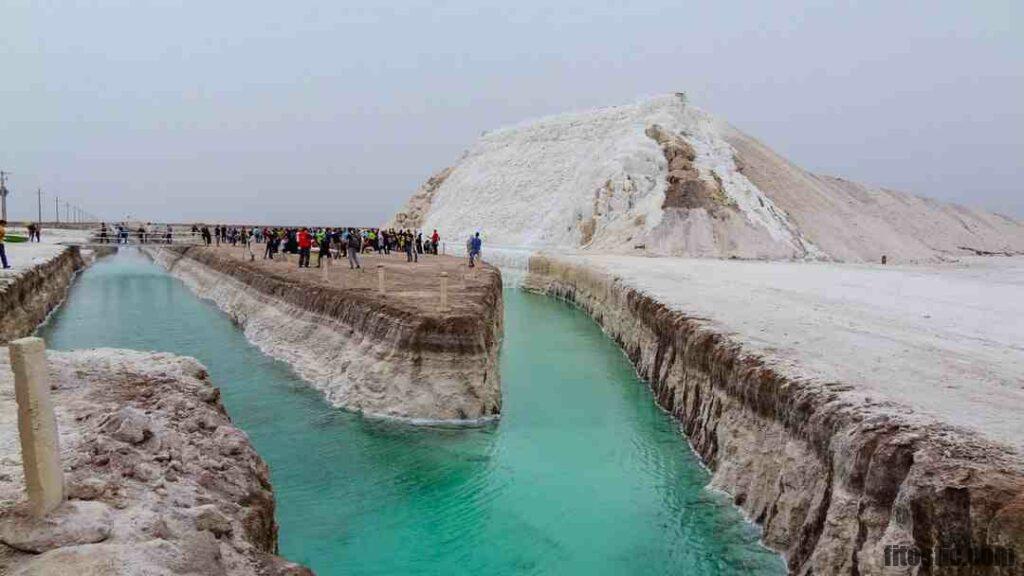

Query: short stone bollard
left=321, top=254, right=329, bottom=280
left=9, top=337, right=64, bottom=517
left=377, top=264, right=385, bottom=295
left=440, top=271, right=450, bottom=312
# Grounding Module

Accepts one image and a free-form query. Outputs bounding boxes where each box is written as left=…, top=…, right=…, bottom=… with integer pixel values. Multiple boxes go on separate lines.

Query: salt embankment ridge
left=0, top=348, right=311, bottom=575
left=392, top=94, right=1024, bottom=573
left=524, top=254, right=1024, bottom=574
left=147, top=245, right=503, bottom=424
left=0, top=228, right=113, bottom=344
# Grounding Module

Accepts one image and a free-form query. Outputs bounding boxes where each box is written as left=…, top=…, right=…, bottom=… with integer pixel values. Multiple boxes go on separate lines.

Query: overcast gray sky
left=2, top=1, right=1021, bottom=225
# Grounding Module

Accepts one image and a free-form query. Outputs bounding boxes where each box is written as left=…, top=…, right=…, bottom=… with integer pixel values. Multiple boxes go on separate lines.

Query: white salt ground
left=547, top=253, right=1024, bottom=453
left=0, top=228, right=94, bottom=301
left=0, top=227, right=92, bottom=271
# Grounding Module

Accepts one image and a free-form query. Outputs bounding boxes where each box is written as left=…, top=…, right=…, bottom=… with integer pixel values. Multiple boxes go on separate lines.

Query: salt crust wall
left=147, top=247, right=503, bottom=424
left=0, top=246, right=85, bottom=344
left=0, top=349, right=311, bottom=575
left=525, top=254, right=1024, bottom=575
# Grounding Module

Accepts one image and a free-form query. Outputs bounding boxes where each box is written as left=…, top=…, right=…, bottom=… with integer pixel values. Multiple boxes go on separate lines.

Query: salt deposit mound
left=392, top=94, right=1024, bottom=262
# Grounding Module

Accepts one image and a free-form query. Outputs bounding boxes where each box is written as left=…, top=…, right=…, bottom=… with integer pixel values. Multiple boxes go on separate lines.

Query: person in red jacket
left=297, top=228, right=312, bottom=268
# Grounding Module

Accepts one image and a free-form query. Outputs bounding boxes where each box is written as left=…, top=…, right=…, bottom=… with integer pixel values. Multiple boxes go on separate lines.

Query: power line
left=0, top=171, right=98, bottom=223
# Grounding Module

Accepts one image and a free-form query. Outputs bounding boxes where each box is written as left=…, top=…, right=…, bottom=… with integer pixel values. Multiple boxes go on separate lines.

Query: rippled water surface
left=39, top=249, right=784, bottom=575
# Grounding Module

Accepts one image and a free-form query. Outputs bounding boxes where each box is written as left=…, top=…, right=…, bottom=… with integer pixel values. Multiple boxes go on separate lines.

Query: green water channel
left=37, top=249, right=784, bottom=575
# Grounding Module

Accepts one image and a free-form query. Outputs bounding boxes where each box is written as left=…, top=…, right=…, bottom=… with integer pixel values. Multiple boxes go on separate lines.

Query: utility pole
left=54, top=196, right=60, bottom=223
left=0, top=170, right=9, bottom=221
left=36, top=188, right=42, bottom=223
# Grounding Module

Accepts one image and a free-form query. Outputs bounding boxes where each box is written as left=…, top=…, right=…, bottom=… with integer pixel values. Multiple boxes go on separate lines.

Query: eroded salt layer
left=0, top=348, right=309, bottom=575
left=524, top=253, right=1024, bottom=575
left=146, top=247, right=502, bottom=424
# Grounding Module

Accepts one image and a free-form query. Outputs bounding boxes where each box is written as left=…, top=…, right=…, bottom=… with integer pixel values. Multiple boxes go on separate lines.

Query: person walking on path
left=317, top=230, right=330, bottom=268
left=297, top=228, right=312, bottom=268
left=346, top=229, right=362, bottom=269
left=0, top=220, right=10, bottom=269
left=431, top=230, right=440, bottom=254
left=468, top=232, right=482, bottom=267
left=285, top=229, right=298, bottom=255
left=264, top=231, right=276, bottom=259
left=404, top=231, right=418, bottom=263
left=247, top=229, right=257, bottom=261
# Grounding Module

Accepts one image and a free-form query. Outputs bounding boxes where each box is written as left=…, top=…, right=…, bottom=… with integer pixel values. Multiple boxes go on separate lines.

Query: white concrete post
left=440, top=271, right=449, bottom=312
left=9, top=337, right=64, bottom=517
left=377, top=264, right=385, bottom=295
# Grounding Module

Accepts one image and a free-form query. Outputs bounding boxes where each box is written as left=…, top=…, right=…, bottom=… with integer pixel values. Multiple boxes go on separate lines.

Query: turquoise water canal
left=38, top=249, right=784, bottom=575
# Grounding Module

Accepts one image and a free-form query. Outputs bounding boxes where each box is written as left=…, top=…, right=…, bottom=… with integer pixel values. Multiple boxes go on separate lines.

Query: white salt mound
left=393, top=94, right=1024, bottom=263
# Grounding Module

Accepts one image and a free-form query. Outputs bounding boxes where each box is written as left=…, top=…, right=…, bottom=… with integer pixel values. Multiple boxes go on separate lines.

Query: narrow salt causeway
left=147, top=245, right=503, bottom=423
left=23, top=249, right=785, bottom=574
left=0, top=226, right=111, bottom=343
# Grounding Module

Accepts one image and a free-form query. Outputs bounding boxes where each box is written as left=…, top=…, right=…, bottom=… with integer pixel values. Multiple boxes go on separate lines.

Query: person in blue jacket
left=468, top=232, right=482, bottom=267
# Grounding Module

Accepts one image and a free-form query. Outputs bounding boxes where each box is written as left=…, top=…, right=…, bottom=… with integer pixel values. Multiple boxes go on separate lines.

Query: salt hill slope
left=392, top=94, right=1024, bottom=262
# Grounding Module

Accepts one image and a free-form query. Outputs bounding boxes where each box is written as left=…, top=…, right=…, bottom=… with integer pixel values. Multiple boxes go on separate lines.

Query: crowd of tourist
left=182, top=225, right=458, bottom=269
left=97, top=222, right=174, bottom=244
left=1, top=219, right=485, bottom=273
left=233, top=226, right=447, bottom=269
